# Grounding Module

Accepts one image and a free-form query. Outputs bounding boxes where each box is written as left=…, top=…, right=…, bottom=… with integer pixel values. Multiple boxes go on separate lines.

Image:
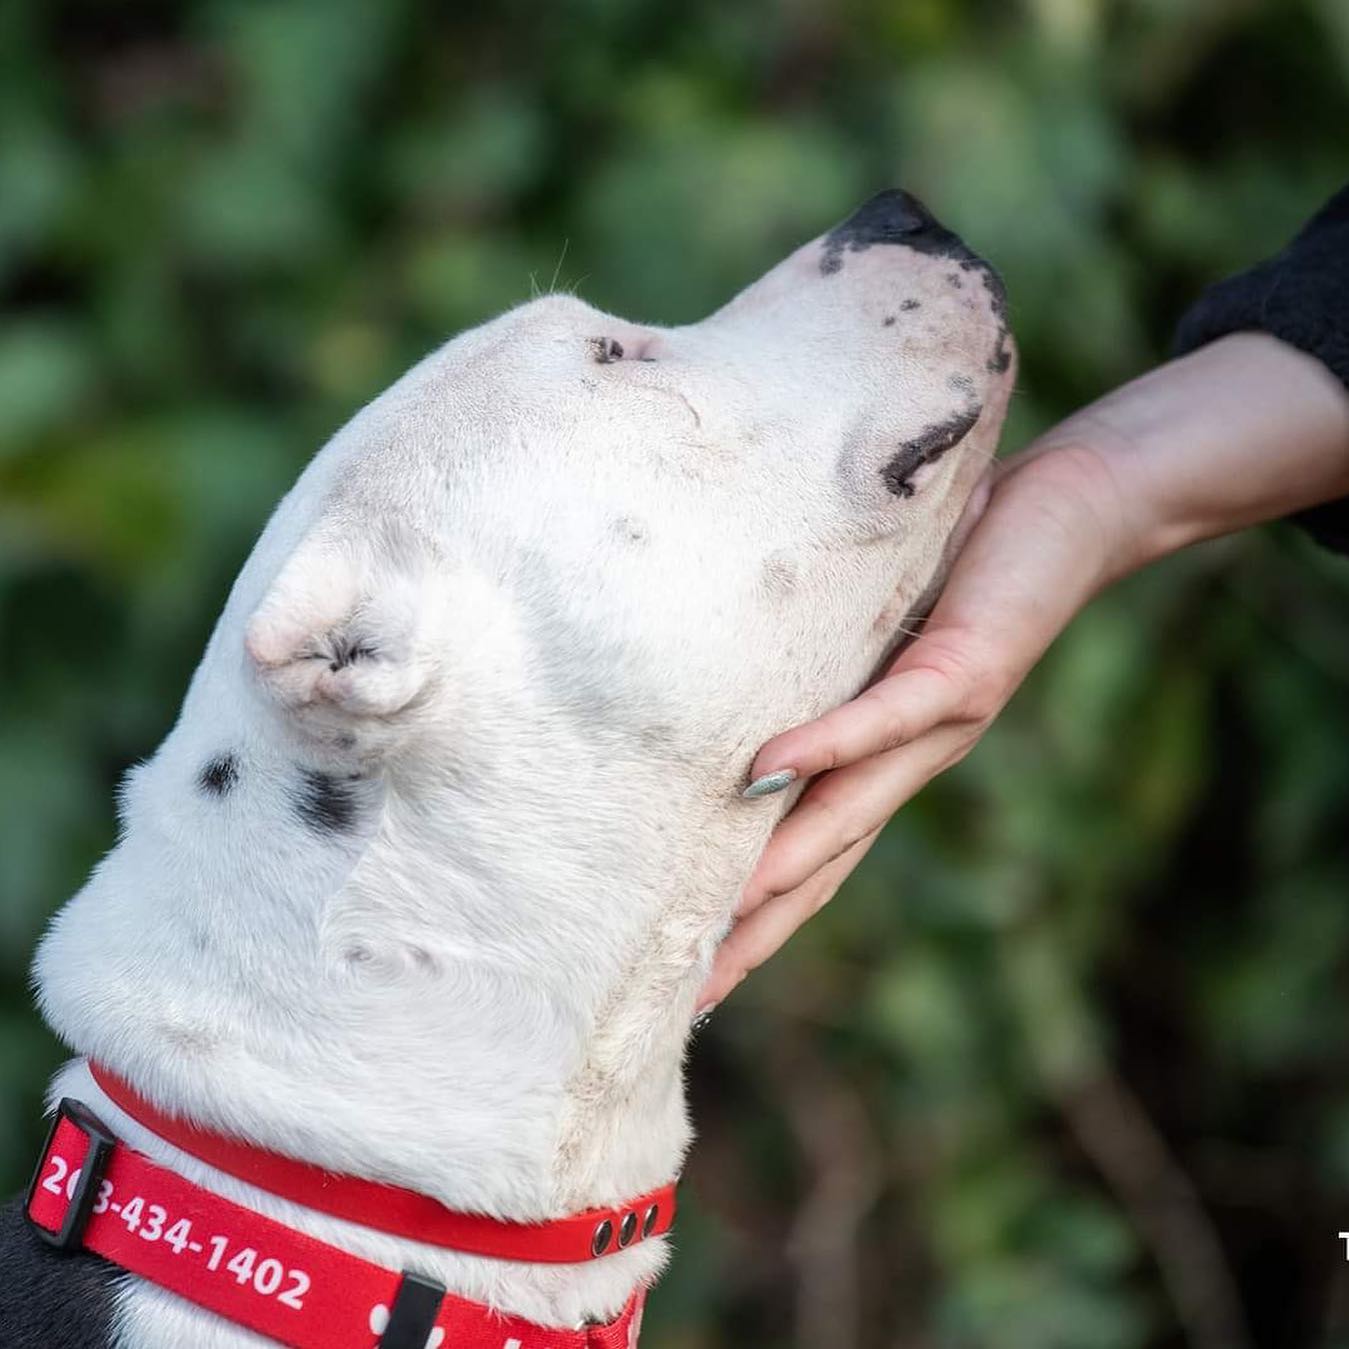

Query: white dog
left=10, top=190, right=1014, bottom=1349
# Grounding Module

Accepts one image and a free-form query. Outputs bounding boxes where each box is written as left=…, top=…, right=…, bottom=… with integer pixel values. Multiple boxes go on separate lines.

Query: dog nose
left=821, top=189, right=981, bottom=274
left=825, top=187, right=976, bottom=254
left=837, top=189, right=942, bottom=243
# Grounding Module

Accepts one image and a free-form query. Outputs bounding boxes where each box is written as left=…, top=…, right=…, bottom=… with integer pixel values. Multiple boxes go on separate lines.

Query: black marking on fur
left=900, top=298, right=920, bottom=311
left=946, top=272, right=964, bottom=289
left=958, top=257, right=1007, bottom=321
left=198, top=753, right=239, bottom=797
left=327, top=636, right=374, bottom=673
left=590, top=337, right=624, bottom=364
left=958, top=258, right=1013, bottom=373
left=883, top=315, right=896, bottom=327
left=881, top=407, right=982, bottom=498
left=0, top=1195, right=119, bottom=1346
left=294, top=769, right=362, bottom=834
left=948, top=373, right=976, bottom=397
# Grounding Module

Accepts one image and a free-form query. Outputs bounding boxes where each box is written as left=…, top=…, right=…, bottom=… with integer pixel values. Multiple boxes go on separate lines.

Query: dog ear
left=244, top=528, right=445, bottom=750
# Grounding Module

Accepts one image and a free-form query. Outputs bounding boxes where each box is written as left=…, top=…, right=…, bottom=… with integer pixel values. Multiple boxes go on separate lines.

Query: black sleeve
left=1172, top=184, right=1349, bottom=554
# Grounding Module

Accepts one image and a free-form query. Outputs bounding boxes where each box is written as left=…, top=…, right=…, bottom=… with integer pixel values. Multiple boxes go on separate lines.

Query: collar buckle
left=25, top=1096, right=117, bottom=1251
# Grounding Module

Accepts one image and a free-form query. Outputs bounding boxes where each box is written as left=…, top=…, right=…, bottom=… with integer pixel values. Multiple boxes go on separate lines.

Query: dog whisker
left=547, top=238, right=571, bottom=296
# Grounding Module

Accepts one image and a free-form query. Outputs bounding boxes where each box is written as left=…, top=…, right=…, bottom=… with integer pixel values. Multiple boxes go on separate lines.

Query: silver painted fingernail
left=741, top=768, right=797, bottom=799
left=692, top=1007, right=716, bottom=1032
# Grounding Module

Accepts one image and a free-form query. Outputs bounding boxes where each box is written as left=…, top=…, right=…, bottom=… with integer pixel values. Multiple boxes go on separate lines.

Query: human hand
left=701, top=333, right=1349, bottom=1010
left=698, top=439, right=1128, bottom=1009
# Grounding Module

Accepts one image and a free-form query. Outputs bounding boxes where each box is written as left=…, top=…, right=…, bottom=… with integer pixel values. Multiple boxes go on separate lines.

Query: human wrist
left=993, top=432, right=1150, bottom=598
left=1060, top=334, right=1349, bottom=574
left=970, top=439, right=1136, bottom=662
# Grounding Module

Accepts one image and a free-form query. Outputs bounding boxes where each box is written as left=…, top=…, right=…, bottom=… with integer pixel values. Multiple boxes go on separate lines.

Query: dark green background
left=2, top=2, right=1348, bottom=1345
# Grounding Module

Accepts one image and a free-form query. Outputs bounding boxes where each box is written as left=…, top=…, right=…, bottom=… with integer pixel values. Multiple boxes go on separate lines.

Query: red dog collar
left=26, top=1089, right=670, bottom=1349
left=88, top=1063, right=675, bottom=1263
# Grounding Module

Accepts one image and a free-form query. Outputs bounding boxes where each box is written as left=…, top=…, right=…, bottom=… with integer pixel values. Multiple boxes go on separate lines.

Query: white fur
left=33, top=213, right=1014, bottom=1344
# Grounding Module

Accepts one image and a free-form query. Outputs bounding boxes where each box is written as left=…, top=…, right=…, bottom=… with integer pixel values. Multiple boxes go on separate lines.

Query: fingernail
left=692, top=1005, right=716, bottom=1031
left=741, top=768, right=797, bottom=799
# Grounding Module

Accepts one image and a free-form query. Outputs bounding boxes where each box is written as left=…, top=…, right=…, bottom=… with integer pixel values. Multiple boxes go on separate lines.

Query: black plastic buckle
left=378, top=1270, right=446, bottom=1349
left=24, top=1096, right=117, bottom=1252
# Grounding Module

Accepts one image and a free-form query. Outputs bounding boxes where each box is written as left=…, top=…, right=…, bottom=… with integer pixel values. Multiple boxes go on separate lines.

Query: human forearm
left=1047, top=333, right=1349, bottom=581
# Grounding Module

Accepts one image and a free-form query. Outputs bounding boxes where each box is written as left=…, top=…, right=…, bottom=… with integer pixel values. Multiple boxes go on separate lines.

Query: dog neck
left=35, top=649, right=764, bottom=1338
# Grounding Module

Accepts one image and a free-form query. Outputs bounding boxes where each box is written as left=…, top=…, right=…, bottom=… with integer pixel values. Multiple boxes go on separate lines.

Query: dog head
left=35, top=190, right=1018, bottom=1231
left=241, top=190, right=1014, bottom=804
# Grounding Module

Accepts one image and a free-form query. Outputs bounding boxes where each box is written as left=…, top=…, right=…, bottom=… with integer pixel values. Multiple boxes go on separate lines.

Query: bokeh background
left=2, top=1, right=1348, bottom=1345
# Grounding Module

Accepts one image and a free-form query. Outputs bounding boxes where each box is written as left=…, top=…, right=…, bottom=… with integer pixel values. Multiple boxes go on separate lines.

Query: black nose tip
left=840, top=189, right=940, bottom=242
left=821, top=188, right=976, bottom=274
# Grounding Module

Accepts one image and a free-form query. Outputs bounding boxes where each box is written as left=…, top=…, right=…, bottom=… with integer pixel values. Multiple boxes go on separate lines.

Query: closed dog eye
left=880, top=406, right=981, bottom=498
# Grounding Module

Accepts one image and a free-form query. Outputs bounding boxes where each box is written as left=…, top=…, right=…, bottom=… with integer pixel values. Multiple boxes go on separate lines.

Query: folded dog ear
left=244, top=528, right=444, bottom=749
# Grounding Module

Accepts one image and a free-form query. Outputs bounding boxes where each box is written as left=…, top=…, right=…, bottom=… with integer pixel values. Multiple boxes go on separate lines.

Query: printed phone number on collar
left=40, top=1151, right=311, bottom=1309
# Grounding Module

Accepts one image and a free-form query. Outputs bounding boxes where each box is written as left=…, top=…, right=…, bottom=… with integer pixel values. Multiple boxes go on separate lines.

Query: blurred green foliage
left=2, top=1, right=1348, bottom=1345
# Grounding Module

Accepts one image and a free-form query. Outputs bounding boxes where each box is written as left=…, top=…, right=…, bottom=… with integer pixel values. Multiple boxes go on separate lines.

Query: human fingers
left=698, top=827, right=883, bottom=1010
left=741, top=655, right=986, bottom=795
left=740, top=719, right=978, bottom=917
left=743, top=443, right=1120, bottom=799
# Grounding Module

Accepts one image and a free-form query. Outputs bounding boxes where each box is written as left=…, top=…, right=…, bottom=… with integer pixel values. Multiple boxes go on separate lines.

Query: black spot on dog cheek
left=900, top=298, right=920, bottom=311
left=883, top=315, right=896, bottom=327
left=294, top=769, right=361, bottom=834
left=198, top=754, right=239, bottom=797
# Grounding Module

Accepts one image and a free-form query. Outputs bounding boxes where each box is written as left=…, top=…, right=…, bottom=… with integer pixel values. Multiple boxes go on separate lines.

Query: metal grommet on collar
left=618, top=1211, right=638, bottom=1247
left=642, top=1203, right=659, bottom=1238
left=591, top=1219, right=614, bottom=1256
